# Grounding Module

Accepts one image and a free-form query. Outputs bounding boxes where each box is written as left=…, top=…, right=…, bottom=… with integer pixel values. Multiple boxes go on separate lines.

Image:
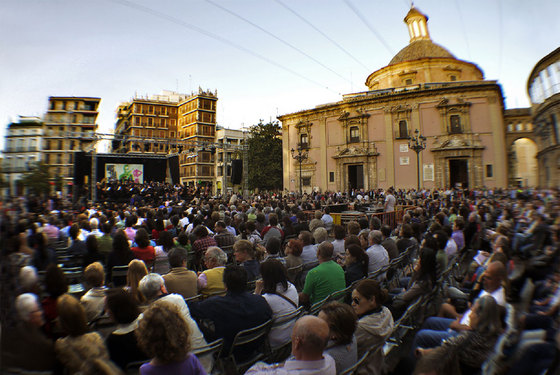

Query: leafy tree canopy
left=247, top=120, right=283, bottom=190
left=20, top=161, right=52, bottom=197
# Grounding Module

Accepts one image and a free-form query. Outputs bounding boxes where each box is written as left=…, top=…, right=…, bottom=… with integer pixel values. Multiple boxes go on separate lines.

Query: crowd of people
left=0, top=181, right=559, bottom=375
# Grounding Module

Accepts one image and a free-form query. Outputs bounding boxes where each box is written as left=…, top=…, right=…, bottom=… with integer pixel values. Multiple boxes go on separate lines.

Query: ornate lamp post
left=408, top=128, right=427, bottom=191
left=291, top=144, right=308, bottom=196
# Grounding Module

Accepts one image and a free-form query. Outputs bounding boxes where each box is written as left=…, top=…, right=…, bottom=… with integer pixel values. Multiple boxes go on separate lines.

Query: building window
left=349, top=126, right=360, bottom=143
left=450, top=75, right=457, bottom=81
left=397, top=120, right=408, bottom=139
left=516, top=123, right=523, bottom=131
left=300, top=133, right=308, bottom=149
left=329, top=172, right=334, bottom=182
left=449, top=115, right=463, bottom=134
left=486, top=164, right=493, bottom=178
left=405, top=78, right=413, bottom=85
left=302, top=177, right=311, bottom=186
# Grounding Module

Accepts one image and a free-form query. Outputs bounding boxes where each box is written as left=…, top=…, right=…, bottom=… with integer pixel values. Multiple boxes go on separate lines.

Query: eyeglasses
left=352, top=297, right=360, bottom=305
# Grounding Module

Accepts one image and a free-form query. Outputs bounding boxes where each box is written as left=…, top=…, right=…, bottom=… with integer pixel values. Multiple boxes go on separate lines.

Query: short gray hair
left=206, top=246, right=228, bottom=265
left=15, top=293, right=39, bottom=322
left=369, top=230, right=383, bottom=244
left=138, top=273, right=165, bottom=300
left=313, top=227, right=328, bottom=244
left=19, top=266, right=38, bottom=291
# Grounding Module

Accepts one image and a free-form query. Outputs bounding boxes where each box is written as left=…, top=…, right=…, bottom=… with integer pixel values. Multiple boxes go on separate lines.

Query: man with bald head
left=246, top=315, right=336, bottom=374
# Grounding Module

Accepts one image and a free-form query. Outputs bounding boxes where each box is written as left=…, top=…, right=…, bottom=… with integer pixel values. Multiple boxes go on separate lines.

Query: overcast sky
left=1, top=0, right=559, bottom=150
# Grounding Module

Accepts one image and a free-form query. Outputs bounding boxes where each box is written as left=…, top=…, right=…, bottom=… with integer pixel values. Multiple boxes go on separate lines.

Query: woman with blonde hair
left=135, top=300, right=206, bottom=374
left=126, top=259, right=148, bottom=305
left=55, top=294, right=116, bottom=374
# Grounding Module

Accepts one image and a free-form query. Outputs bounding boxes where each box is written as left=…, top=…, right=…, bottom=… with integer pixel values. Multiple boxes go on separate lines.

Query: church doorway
left=449, top=159, right=468, bottom=188
left=348, top=164, right=364, bottom=190
left=511, top=138, right=538, bottom=187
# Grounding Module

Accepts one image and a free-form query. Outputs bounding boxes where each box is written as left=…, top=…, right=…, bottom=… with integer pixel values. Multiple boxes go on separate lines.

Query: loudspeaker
left=231, top=159, right=243, bottom=184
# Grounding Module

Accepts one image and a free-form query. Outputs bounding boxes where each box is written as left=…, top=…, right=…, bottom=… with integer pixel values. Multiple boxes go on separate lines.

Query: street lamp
left=291, top=144, right=308, bottom=196
left=408, top=128, right=427, bottom=191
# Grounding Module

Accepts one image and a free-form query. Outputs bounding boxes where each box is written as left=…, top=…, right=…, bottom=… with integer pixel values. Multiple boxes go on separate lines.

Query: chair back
left=227, top=319, right=273, bottom=373
left=111, top=265, right=129, bottom=287
left=192, top=338, right=224, bottom=374
left=340, top=345, right=378, bottom=375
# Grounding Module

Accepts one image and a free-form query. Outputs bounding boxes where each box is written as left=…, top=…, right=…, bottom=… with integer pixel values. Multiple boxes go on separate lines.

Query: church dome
left=389, top=39, right=455, bottom=65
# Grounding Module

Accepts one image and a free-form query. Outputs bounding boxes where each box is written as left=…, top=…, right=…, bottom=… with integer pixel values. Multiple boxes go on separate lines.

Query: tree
left=19, top=161, right=52, bottom=197
left=247, top=120, right=283, bottom=190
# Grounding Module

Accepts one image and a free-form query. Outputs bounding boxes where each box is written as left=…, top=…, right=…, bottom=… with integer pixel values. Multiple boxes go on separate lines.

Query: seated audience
left=263, top=236, right=286, bottom=265
left=300, top=242, right=346, bottom=306
left=234, top=239, right=261, bottom=281
left=126, top=259, right=149, bottom=305
left=106, top=230, right=135, bottom=285
left=365, top=230, right=389, bottom=275
left=255, top=259, right=299, bottom=348
left=318, top=302, right=358, bottom=374
left=198, top=246, right=227, bottom=296
left=352, top=279, right=394, bottom=375
left=344, top=244, right=369, bottom=286
left=163, top=247, right=198, bottom=299
left=80, top=261, right=107, bottom=322
left=136, top=300, right=206, bottom=375
left=131, top=228, right=156, bottom=265
left=246, top=315, right=336, bottom=374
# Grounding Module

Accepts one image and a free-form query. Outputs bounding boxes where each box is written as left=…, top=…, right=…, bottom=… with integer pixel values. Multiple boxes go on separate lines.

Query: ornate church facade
left=279, top=8, right=508, bottom=192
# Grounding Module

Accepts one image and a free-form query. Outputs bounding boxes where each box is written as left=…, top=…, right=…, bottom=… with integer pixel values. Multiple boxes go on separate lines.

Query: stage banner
left=105, top=163, right=144, bottom=183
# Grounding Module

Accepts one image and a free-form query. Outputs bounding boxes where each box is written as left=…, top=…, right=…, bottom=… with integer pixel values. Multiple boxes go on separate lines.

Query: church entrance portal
left=348, top=164, right=364, bottom=190
left=449, top=159, right=468, bottom=188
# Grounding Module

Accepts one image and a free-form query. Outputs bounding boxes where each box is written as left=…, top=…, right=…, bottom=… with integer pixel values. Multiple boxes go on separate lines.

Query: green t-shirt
left=303, top=260, right=346, bottom=305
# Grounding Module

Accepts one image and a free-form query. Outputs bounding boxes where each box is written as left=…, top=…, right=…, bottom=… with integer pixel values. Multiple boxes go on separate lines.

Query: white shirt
left=460, top=287, right=506, bottom=326
left=301, top=244, right=318, bottom=265
left=445, top=238, right=458, bottom=259
left=263, top=283, right=299, bottom=348
left=384, top=194, right=396, bottom=212
left=366, top=244, right=389, bottom=274
left=246, top=354, right=336, bottom=375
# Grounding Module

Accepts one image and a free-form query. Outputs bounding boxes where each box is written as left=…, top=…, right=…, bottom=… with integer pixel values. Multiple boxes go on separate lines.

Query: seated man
left=198, top=246, right=227, bottom=297
left=189, top=265, right=273, bottom=361
left=299, top=242, right=346, bottom=306
left=412, top=261, right=506, bottom=351
left=214, top=220, right=236, bottom=249
left=163, top=247, right=198, bottom=299
left=80, top=262, right=107, bottom=322
left=1, top=293, right=56, bottom=371
left=246, top=315, right=336, bottom=374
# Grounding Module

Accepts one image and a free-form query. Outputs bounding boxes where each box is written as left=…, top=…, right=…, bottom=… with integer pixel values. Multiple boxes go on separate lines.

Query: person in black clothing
left=105, top=288, right=148, bottom=370
left=83, top=235, right=104, bottom=268
left=345, top=244, right=368, bottom=286
left=188, top=265, right=272, bottom=361
left=106, top=230, right=135, bottom=285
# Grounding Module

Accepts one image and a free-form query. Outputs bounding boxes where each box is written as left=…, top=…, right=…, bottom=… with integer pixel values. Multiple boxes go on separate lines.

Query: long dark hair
left=416, top=247, right=437, bottom=285
left=346, top=244, right=369, bottom=276
left=260, top=259, right=288, bottom=294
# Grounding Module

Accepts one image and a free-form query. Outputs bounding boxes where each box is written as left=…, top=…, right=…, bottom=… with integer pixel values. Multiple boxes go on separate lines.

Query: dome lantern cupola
left=404, top=7, right=430, bottom=42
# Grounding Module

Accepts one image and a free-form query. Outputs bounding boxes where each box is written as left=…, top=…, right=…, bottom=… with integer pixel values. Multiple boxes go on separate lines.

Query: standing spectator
left=384, top=188, right=396, bottom=212
left=163, top=247, right=198, bottom=299
left=300, top=242, right=345, bottom=306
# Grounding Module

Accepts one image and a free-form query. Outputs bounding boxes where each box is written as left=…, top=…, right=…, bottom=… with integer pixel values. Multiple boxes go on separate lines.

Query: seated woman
left=284, top=239, right=303, bottom=284
left=135, top=300, right=206, bottom=375
left=126, top=259, right=149, bottom=306
left=352, top=279, right=394, bottom=375
left=391, top=247, right=437, bottom=319
left=80, top=262, right=107, bottom=322
left=416, top=295, right=503, bottom=374
left=105, top=288, right=148, bottom=370
left=318, top=302, right=358, bottom=374
left=55, top=294, right=116, bottom=374
left=131, top=228, right=156, bottom=266
left=153, top=230, right=173, bottom=275
left=344, top=244, right=369, bottom=286
left=254, top=259, right=299, bottom=348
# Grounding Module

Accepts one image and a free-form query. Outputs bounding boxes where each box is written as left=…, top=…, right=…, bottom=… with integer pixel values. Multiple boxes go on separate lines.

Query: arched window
left=349, top=126, right=360, bottom=143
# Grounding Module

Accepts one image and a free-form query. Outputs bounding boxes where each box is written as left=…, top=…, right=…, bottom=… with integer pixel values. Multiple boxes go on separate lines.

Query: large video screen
left=105, top=163, right=144, bottom=183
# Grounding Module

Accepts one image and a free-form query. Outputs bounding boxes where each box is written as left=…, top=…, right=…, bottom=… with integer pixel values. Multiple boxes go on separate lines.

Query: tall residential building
left=279, top=7, right=508, bottom=192
left=3, top=116, right=43, bottom=196
left=114, top=89, right=218, bottom=186
left=43, top=96, right=101, bottom=194
left=215, top=126, right=245, bottom=194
